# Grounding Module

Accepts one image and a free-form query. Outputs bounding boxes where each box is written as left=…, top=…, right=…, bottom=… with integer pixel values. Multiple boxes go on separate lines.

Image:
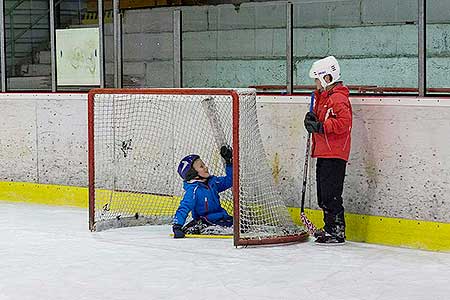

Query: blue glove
left=172, top=224, right=185, bottom=238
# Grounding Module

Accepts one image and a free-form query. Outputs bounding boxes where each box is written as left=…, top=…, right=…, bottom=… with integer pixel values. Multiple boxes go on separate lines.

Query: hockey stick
left=201, top=97, right=228, bottom=149
left=300, top=92, right=318, bottom=235
left=170, top=233, right=232, bottom=239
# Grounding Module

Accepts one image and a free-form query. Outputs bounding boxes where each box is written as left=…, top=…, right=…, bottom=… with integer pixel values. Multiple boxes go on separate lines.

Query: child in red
left=304, top=56, right=352, bottom=245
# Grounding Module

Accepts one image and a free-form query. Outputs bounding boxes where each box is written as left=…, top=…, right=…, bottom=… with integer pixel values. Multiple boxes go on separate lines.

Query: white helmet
left=309, top=56, right=341, bottom=88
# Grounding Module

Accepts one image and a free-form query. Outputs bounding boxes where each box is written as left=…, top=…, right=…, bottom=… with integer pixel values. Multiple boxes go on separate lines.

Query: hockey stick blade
left=301, top=212, right=318, bottom=235
left=170, top=234, right=233, bottom=239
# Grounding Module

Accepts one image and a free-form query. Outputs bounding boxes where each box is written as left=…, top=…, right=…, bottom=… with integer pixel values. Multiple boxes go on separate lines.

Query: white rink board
left=0, top=93, right=87, bottom=186
left=257, top=95, right=450, bottom=222
left=0, top=93, right=449, bottom=222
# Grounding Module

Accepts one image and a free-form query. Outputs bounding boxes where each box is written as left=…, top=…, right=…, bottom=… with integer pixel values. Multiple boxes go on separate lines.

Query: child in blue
left=172, top=145, right=233, bottom=238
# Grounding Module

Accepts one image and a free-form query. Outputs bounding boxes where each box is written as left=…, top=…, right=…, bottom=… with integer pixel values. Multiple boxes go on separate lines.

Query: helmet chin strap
left=318, top=77, right=328, bottom=89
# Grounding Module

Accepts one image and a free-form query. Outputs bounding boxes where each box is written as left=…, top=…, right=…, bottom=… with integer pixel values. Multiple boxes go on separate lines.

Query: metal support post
left=286, top=2, right=293, bottom=94
left=418, top=0, right=426, bottom=96
left=50, top=0, right=57, bottom=92
left=113, top=0, right=122, bottom=88
left=0, top=0, right=7, bottom=91
left=98, top=0, right=105, bottom=88
left=173, top=10, right=182, bottom=88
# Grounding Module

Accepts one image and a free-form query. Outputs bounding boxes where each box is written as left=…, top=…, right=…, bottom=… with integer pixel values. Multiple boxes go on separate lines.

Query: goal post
left=88, top=88, right=308, bottom=246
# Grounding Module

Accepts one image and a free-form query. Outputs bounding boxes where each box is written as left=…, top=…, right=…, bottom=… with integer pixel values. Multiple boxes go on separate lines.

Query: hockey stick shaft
left=301, top=92, right=314, bottom=212
left=300, top=92, right=318, bottom=234
left=201, top=97, right=228, bottom=149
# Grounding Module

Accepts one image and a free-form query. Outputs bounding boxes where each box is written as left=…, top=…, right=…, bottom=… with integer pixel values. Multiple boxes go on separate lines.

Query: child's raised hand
left=220, top=145, right=233, bottom=165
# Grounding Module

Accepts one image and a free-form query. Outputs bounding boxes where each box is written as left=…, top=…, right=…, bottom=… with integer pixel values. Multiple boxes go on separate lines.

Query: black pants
left=316, top=158, right=347, bottom=238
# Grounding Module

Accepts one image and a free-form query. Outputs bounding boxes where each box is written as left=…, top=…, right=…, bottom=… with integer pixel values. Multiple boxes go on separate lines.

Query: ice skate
left=315, top=232, right=345, bottom=245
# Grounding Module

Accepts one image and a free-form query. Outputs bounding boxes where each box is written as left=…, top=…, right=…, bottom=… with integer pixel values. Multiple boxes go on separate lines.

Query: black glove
left=172, top=224, right=185, bottom=238
left=220, top=145, right=232, bottom=165
left=304, top=112, right=324, bottom=134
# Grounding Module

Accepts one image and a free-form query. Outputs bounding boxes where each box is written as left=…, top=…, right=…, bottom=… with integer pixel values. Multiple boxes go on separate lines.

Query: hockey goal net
left=88, top=88, right=308, bottom=246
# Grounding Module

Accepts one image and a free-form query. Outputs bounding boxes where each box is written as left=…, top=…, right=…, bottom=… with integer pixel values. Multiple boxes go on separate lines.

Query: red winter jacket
left=311, top=83, right=352, bottom=161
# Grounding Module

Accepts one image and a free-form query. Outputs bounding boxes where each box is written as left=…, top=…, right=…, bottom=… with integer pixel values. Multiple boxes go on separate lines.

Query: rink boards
left=0, top=93, right=449, bottom=251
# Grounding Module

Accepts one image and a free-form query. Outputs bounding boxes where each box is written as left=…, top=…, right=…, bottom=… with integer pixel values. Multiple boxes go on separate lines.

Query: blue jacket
left=173, top=164, right=232, bottom=226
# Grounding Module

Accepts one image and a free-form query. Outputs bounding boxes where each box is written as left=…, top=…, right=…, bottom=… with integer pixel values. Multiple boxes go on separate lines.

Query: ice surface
left=1, top=201, right=450, bottom=300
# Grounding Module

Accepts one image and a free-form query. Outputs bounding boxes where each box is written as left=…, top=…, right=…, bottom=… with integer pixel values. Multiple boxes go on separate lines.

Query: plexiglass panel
left=426, top=0, right=450, bottom=94
left=182, top=2, right=287, bottom=88
left=5, top=0, right=51, bottom=91
left=293, top=0, right=418, bottom=94
left=56, top=0, right=100, bottom=91
left=114, top=7, right=174, bottom=88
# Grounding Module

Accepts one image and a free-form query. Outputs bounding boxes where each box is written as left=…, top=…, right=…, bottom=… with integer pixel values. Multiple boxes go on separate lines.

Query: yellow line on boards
left=1, top=181, right=449, bottom=251
left=0, top=181, right=88, bottom=208
left=289, top=207, right=450, bottom=252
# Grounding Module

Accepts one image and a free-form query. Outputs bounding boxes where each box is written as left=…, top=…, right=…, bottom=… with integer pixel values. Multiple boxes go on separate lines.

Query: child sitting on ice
left=172, top=145, right=233, bottom=238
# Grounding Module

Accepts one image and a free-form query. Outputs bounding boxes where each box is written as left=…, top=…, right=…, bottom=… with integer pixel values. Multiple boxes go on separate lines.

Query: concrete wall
left=105, top=0, right=450, bottom=89
left=0, top=93, right=449, bottom=224
left=258, top=96, right=450, bottom=223
left=0, top=94, right=87, bottom=186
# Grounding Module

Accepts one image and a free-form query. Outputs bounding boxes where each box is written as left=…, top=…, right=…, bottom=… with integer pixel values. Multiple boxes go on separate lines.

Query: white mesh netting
left=89, top=88, right=307, bottom=244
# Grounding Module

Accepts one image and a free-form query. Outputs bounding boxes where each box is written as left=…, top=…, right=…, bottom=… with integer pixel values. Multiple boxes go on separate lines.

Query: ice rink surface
left=2, top=201, right=450, bottom=300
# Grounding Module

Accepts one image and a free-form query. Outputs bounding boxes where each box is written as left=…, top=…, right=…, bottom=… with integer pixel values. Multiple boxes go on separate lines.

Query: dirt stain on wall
left=272, top=152, right=281, bottom=185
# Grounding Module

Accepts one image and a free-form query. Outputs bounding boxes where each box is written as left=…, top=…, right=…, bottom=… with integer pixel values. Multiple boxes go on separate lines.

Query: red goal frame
left=88, top=88, right=308, bottom=246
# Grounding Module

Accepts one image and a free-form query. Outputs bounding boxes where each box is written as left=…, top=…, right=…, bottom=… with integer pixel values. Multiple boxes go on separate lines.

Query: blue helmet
left=177, top=154, right=200, bottom=180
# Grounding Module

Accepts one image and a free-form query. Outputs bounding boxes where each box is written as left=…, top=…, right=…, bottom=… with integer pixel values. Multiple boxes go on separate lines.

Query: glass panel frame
left=0, top=1, right=448, bottom=95
left=117, top=7, right=174, bottom=88
left=5, top=0, right=52, bottom=91
left=55, top=0, right=101, bottom=91
left=426, top=0, right=450, bottom=95
left=292, top=0, right=419, bottom=95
